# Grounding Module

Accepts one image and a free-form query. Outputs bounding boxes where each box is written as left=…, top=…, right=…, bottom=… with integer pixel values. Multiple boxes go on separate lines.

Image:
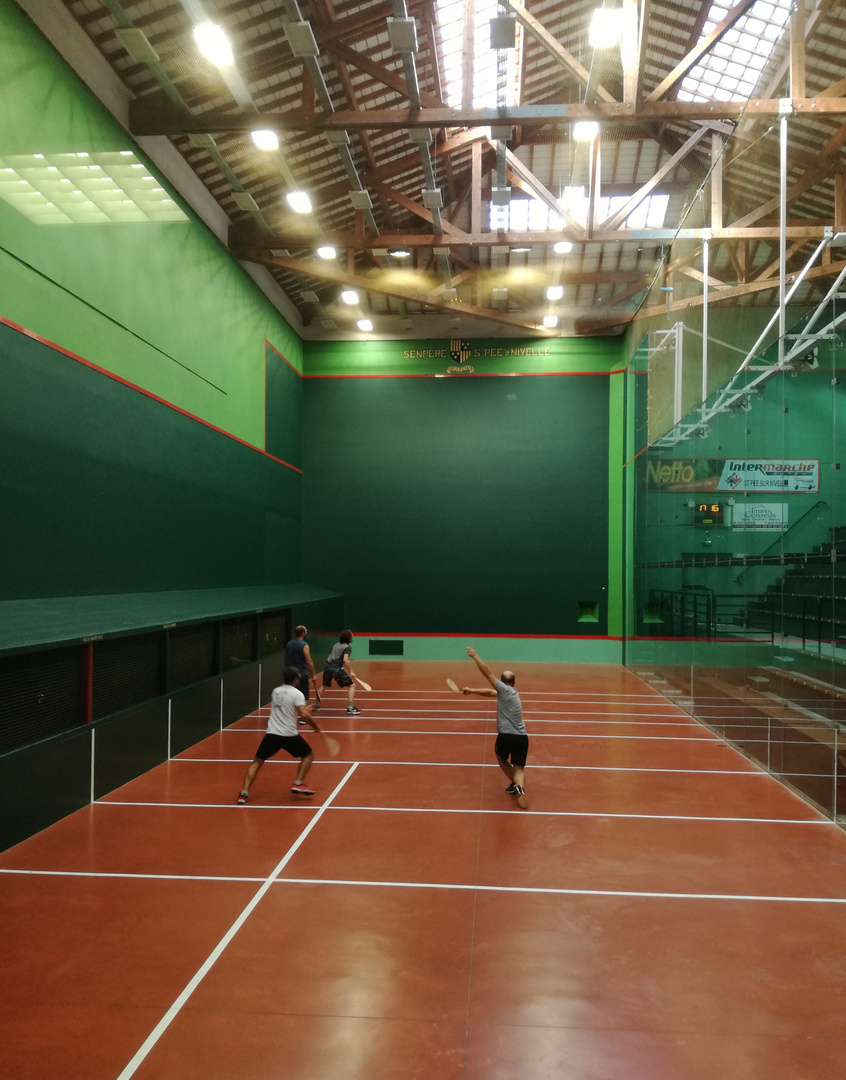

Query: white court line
left=94, top=800, right=826, bottom=825
left=305, top=691, right=678, bottom=699
left=256, top=707, right=690, bottom=718
left=256, top=704, right=687, bottom=712
left=5, top=860, right=840, bottom=897
left=0, top=867, right=264, bottom=882
left=173, top=757, right=764, bottom=775
left=114, top=762, right=359, bottom=1080
left=273, top=876, right=846, bottom=905
left=221, top=728, right=720, bottom=742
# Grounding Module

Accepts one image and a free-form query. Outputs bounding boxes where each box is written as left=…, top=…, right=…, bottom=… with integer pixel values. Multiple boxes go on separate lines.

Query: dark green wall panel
left=260, top=655, right=287, bottom=702
left=92, top=700, right=169, bottom=799
left=0, top=727, right=91, bottom=851
left=0, top=321, right=301, bottom=598
left=170, top=679, right=222, bottom=755
left=265, top=344, right=303, bottom=471
left=223, top=662, right=261, bottom=725
left=302, top=376, right=609, bottom=634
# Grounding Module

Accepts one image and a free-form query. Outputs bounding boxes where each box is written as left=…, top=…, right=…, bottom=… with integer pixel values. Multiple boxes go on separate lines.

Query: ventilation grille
left=93, top=633, right=162, bottom=718
left=221, top=617, right=255, bottom=671
left=169, top=623, right=215, bottom=690
left=0, top=647, right=82, bottom=753
left=369, top=639, right=404, bottom=656
left=259, top=611, right=288, bottom=656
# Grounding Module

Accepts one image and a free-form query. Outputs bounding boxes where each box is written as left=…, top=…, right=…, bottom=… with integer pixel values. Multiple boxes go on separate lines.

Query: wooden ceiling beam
left=319, top=39, right=445, bottom=108
left=129, top=97, right=846, bottom=138
left=238, top=251, right=552, bottom=332
left=229, top=223, right=840, bottom=251
left=600, top=124, right=711, bottom=231
left=507, top=1, right=616, bottom=105
left=731, top=119, right=846, bottom=229
left=576, top=256, right=846, bottom=333
left=646, top=0, right=759, bottom=103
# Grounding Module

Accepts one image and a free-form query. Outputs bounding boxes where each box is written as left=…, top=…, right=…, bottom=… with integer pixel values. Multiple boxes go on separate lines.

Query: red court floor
left=2, top=660, right=846, bottom=1079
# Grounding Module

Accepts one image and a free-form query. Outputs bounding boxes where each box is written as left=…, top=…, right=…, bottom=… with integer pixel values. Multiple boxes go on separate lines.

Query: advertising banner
left=644, top=458, right=819, bottom=493
left=732, top=503, right=788, bottom=531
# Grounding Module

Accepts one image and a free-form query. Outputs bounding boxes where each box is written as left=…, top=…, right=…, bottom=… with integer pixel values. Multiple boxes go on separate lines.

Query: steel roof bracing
left=17, top=0, right=846, bottom=340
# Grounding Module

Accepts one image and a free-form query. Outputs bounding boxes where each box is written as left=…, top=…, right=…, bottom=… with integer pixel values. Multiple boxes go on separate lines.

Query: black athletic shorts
left=255, top=732, right=312, bottom=761
left=494, top=732, right=529, bottom=768
left=323, top=666, right=353, bottom=688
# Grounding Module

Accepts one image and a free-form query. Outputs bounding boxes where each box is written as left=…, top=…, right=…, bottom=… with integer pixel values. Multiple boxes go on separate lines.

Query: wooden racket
left=446, top=678, right=461, bottom=693
left=322, top=734, right=340, bottom=757
left=354, top=675, right=372, bottom=692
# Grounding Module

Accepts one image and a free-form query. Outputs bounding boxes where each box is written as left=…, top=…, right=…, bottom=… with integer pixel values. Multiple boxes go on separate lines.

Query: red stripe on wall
left=1, top=316, right=303, bottom=474
left=304, top=368, right=628, bottom=380
left=361, top=632, right=624, bottom=641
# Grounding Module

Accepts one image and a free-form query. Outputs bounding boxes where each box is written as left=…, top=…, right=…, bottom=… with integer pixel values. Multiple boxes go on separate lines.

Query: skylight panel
left=0, top=151, right=188, bottom=224
left=436, top=0, right=522, bottom=109
left=594, top=194, right=669, bottom=229
left=489, top=197, right=562, bottom=232
left=678, top=0, right=791, bottom=104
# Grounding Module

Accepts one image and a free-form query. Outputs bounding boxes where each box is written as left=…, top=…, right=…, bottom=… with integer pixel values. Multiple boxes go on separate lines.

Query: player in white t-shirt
left=237, top=667, right=326, bottom=802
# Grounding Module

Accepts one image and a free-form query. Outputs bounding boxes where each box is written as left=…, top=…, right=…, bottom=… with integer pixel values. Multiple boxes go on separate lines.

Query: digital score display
left=693, top=502, right=724, bottom=526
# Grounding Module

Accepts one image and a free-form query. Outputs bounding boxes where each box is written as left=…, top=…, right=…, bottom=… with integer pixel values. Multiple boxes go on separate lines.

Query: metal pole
left=702, top=234, right=710, bottom=406
left=778, top=110, right=788, bottom=366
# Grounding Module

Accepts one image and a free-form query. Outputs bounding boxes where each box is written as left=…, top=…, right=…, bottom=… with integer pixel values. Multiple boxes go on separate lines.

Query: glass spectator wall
left=625, top=233, right=846, bottom=824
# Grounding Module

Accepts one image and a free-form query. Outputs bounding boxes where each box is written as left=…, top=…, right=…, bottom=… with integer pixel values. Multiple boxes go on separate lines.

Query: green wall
left=0, top=320, right=302, bottom=598
left=0, top=0, right=301, bottom=447
left=301, top=349, right=619, bottom=636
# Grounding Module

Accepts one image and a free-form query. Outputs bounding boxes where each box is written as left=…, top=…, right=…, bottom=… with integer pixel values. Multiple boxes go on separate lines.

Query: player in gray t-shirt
left=461, top=646, right=530, bottom=808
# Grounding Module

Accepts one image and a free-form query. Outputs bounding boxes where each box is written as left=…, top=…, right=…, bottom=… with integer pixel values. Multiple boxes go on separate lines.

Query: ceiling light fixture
left=317, top=245, right=337, bottom=259
left=510, top=245, right=532, bottom=253
left=341, top=290, right=359, bottom=305
left=357, top=319, right=373, bottom=332
left=543, top=315, right=559, bottom=328
left=589, top=8, right=622, bottom=48
left=193, top=23, right=234, bottom=67
left=285, top=190, right=312, bottom=214
left=251, top=129, right=279, bottom=151
left=391, top=248, right=411, bottom=258
left=553, top=241, right=573, bottom=255
left=546, top=285, right=564, bottom=300
left=573, top=121, right=600, bottom=142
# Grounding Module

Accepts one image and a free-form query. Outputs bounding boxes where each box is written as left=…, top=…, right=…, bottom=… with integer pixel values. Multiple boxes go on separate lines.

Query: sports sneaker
left=237, top=791, right=248, bottom=805
left=313, top=701, right=321, bottom=712
left=346, top=705, right=362, bottom=715
left=514, top=785, right=528, bottom=809
left=291, top=783, right=315, bottom=797
left=505, top=784, right=518, bottom=795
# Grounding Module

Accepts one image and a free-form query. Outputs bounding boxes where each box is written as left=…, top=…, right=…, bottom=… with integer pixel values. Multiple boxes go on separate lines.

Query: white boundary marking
left=114, top=762, right=358, bottom=1080
left=4, top=864, right=841, bottom=901
left=0, top=867, right=265, bottom=882
left=271, top=876, right=846, bottom=905
left=228, top=730, right=718, bottom=742
left=170, top=757, right=763, bottom=775
left=87, top=801, right=825, bottom=825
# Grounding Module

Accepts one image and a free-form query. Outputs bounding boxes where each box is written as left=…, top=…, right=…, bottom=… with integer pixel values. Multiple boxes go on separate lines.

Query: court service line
left=223, top=729, right=722, bottom=742
left=94, top=800, right=826, bottom=825
left=114, top=762, right=359, bottom=1080
left=238, top=715, right=701, bottom=725
left=0, top=867, right=266, bottom=883
left=283, top=708, right=693, bottom=719
left=274, top=876, right=846, bottom=906
left=174, top=756, right=764, bottom=775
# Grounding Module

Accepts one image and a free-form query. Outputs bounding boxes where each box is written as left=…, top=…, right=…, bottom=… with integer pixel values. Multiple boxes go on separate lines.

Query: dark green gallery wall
left=0, top=320, right=302, bottom=599
left=301, top=367, right=614, bottom=635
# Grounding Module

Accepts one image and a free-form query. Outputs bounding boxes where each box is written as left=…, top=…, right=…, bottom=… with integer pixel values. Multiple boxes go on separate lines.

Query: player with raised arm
left=462, top=646, right=530, bottom=808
